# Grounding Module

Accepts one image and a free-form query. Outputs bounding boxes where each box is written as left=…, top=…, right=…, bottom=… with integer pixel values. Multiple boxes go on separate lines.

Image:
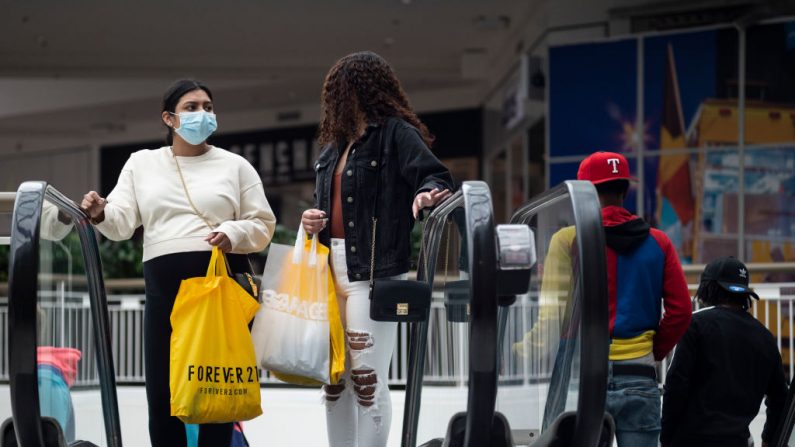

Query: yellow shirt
left=514, top=226, right=655, bottom=361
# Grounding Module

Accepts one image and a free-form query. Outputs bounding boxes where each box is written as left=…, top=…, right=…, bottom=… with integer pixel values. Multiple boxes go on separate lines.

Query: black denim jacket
left=313, top=117, right=454, bottom=281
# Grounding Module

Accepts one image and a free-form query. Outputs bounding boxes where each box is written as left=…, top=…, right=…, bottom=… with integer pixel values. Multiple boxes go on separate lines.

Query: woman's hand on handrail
left=412, top=188, right=451, bottom=219
left=81, top=191, right=107, bottom=224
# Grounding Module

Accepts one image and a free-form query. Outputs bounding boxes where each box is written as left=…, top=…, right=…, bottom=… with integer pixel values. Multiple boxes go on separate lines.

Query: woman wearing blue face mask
left=80, top=79, right=276, bottom=447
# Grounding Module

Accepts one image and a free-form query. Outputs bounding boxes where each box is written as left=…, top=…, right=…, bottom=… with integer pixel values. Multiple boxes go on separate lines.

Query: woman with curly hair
left=302, top=51, right=454, bottom=446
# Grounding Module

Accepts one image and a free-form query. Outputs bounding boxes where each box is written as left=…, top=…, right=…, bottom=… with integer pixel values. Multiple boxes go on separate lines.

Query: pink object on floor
left=37, top=347, right=82, bottom=387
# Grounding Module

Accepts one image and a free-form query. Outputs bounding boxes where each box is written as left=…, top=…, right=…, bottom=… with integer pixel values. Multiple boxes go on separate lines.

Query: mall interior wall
left=3, top=0, right=792, bottom=265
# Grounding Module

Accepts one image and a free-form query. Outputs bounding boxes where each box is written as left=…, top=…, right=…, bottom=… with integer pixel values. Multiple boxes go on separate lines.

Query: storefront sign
left=212, top=125, right=320, bottom=186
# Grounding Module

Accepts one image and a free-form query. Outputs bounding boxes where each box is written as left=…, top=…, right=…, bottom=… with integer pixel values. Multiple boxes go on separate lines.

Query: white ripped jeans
left=324, top=238, right=405, bottom=447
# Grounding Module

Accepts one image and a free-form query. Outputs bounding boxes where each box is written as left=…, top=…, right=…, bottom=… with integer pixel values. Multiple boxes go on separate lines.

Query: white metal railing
left=0, top=282, right=793, bottom=388
left=659, top=282, right=795, bottom=383
left=0, top=291, right=486, bottom=387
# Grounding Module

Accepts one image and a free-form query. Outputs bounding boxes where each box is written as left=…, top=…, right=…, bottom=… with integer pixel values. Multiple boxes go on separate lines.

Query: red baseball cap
left=577, top=151, right=638, bottom=185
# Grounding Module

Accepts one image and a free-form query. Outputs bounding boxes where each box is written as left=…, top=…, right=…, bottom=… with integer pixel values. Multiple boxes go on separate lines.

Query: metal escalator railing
left=402, top=186, right=466, bottom=447
left=461, top=181, right=500, bottom=447
left=504, top=180, right=609, bottom=447
left=403, top=180, right=507, bottom=447
left=368, top=178, right=610, bottom=446
left=772, top=381, right=795, bottom=447
left=8, top=181, right=122, bottom=446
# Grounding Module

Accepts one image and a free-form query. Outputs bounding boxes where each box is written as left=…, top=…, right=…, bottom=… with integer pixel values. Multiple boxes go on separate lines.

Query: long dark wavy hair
left=317, top=51, right=434, bottom=148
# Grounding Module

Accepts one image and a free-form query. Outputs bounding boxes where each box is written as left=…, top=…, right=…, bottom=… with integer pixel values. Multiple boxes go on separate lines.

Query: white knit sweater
left=96, top=146, right=276, bottom=262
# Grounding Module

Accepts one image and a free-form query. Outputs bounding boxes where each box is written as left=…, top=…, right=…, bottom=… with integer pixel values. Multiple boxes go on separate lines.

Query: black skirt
left=140, top=250, right=252, bottom=446
left=143, top=250, right=252, bottom=298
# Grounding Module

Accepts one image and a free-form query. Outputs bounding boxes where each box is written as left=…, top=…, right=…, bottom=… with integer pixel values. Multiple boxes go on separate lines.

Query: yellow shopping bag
left=170, top=247, right=262, bottom=424
left=252, top=225, right=345, bottom=386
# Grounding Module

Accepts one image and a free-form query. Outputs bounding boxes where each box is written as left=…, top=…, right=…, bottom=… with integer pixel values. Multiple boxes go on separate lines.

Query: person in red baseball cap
left=576, top=151, right=638, bottom=185
left=579, top=151, right=692, bottom=447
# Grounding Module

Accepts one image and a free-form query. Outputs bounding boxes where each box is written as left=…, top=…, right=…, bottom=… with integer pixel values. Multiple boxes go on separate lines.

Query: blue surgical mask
left=170, top=111, right=218, bottom=145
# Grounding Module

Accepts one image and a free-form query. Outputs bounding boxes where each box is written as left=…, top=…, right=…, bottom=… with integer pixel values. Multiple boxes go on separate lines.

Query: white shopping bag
left=251, top=225, right=344, bottom=385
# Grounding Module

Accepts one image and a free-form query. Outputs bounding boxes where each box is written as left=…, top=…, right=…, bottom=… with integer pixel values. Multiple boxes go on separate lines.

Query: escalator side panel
left=45, top=187, right=123, bottom=447
left=566, top=181, right=609, bottom=447
left=771, top=377, right=795, bottom=446
left=402, top=319, right=430, bottom=447
left=508, top=180, right=609, bottom=447
left=8, top=182, right=123, bottom=447
left=1, top=416, right=81, bottom=447
left=8, top=181, right=47, bottom=447
left=461, top=181, right=499, bottom=447
left=401, top=191, right=465, bottom=447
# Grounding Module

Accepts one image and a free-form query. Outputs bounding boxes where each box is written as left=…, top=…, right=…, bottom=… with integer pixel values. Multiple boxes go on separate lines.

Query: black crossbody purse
left=367, top=124, right=432, bottom=322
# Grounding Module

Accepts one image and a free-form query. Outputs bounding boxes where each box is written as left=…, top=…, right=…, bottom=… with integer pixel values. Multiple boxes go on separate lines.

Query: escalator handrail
left=9, top=181, right=123, bottom=446
left=510, top=180, right=609, bottom=447
left=510, top=185, right=576, bottom=226
left=45, top=185, right=122, bottom=447
left=401, top=188, right=465, bottom=447
left=417, top=189, right=465, bottom=284
left=771, top=377, right=795, bottom=447
left=460, top=181, right=499, bottom=447
left=8, top=182, right=47, bottom=446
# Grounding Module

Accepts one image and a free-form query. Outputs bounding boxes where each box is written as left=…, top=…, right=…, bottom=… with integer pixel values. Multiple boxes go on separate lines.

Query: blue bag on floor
left=38, top=365, right=75, bottom=442
left=185, top=422, right=249, bottom=447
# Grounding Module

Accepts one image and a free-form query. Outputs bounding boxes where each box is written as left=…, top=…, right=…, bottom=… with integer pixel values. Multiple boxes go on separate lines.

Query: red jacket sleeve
left=650, top=230, right=692, bottom=360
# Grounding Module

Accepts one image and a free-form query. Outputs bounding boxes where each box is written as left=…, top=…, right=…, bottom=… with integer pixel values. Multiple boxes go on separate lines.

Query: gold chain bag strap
left=367, top=121, right=432, bottom=322
left=172, top=148, right=259, bottom=298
